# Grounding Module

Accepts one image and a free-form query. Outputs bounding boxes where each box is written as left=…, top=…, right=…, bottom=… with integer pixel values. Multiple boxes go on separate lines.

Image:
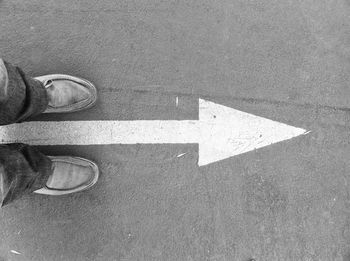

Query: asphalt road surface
left=1, top=0, right=350, bottom=260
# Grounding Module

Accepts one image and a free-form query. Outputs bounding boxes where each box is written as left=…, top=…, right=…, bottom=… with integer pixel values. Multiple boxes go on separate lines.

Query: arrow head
left=198, top=99, right=308, bottom=166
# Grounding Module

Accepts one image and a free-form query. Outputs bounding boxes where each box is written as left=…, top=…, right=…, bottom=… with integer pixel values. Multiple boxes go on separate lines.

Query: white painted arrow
left=0, top=99, right=308, bottom=166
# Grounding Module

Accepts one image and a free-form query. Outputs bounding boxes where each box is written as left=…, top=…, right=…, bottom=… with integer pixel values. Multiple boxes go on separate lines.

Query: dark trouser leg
left=0, top=144, right=53, bottom=206
left=0, top=59, right=48, bottom=125
left=0, top=59, right=53, bottom=206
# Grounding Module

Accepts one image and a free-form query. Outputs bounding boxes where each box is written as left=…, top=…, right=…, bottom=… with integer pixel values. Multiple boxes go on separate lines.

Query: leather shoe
left=35, top=74, right=97, bottom=113
left=34, top=156, right=99, bottom=195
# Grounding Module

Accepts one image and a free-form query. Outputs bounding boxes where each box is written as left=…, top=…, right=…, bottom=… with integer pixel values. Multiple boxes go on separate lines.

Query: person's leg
left=0, top=59, right=48, bottom=125
left=0, top=58, right=97, bottom=120
left=0, top=143, right=53, bottom=206
left=0, top=142, right=99, bottom=207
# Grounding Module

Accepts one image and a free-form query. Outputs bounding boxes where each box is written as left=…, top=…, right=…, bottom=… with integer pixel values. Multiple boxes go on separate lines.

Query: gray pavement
left=1, top=0, right=350, bottom=260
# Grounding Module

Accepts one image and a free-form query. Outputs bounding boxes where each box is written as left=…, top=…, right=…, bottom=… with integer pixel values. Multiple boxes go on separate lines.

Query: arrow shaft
left=0, top=120, right=200, bottom=145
